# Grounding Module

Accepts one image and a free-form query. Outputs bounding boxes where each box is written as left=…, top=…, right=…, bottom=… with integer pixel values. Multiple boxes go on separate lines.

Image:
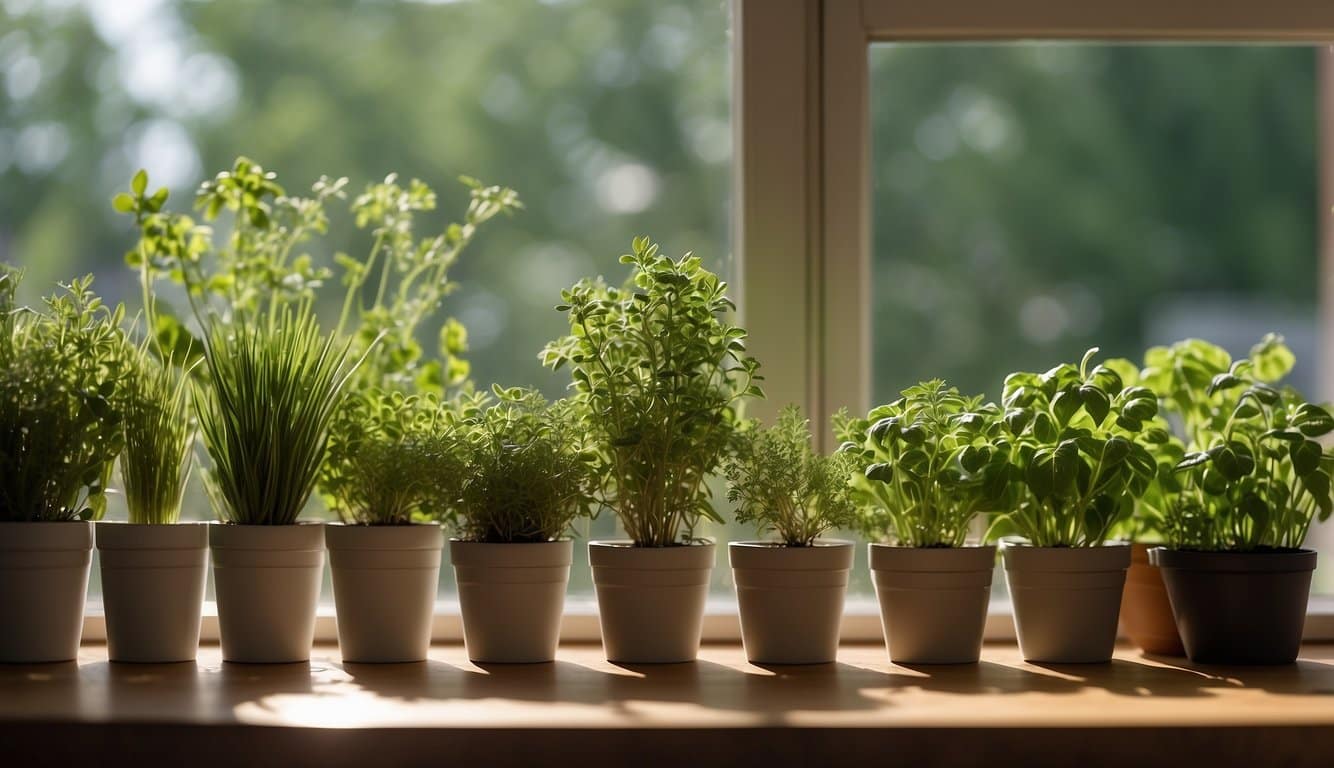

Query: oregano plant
left=542, top=237, right=762, bottom=547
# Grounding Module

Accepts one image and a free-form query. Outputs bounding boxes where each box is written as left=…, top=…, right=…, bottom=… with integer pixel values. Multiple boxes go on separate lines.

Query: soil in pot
left=328, top=523, right=443, bottom=663
left=210, top=522, right=325, bottom=663
left=729, top=540, right=852, bottom=665
left=451, top=539, right=572, bottom=663
left=97, top=521, right=208, bottom=663
left=1002, top=542, right=1130, bottom=664
left=1151, top=547, right=1315, bottom=665
left=0, top=521, right=93, bottom=663
left=589, top=540, right=714, bottom=663
left=1118, top=542, right=1184, bottom=657
left=870, top=544, right=996, bottom=664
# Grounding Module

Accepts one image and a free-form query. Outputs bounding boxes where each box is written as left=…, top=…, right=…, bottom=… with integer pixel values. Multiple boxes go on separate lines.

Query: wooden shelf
left=3, top=643, right=1333, bottom=766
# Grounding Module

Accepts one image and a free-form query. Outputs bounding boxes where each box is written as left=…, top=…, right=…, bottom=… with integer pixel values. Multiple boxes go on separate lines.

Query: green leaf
left=1207, top=373, right=1243, bottom=396
left=112, top=193, right=136, bottom=213
left=131, top=169, right=148, bottom=196
left=1292, top=439, right=1323, bottom=476
left=1078, top=385, right=1110, bottom=425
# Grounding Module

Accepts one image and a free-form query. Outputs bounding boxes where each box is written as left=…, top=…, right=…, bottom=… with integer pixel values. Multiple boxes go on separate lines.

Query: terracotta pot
left=0, top=521, right=93, bottom=663
left=589, top=540, right=714, bottom=663
left=1151, top=547, right=1315, bottom=665
left=96, top=521, right=208, bottom=663
left=210, top=522, right=324, bottom=663
left=1118, top=542, right=1184, bottom=657
left=451, top=539, right=571, bottom=663
left=870, top=544, right=995, bottom=664
left=328, top=523, right=442, bottom=663
left=1002, top=542, right=1130, bottom=663
left=729, top=540, right=852, bottom=664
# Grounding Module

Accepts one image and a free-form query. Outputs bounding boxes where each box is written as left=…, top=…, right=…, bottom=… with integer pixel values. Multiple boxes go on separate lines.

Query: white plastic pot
left=729, top=540, right=852, bottom=664
left=1002, top=542, right=1130, bottom=663
left=0, top=521, right=93, bottom=663
left=589, top=540, right=714, bottom=663
left=96, top=521, right=208, bottom=663
left=451, top=539, right=571, bottom=663
left=327, top=522, right=442, bottom=663
left=869, top=543, right=996, bottom=664
left=210, top=522, right=324, bottom=663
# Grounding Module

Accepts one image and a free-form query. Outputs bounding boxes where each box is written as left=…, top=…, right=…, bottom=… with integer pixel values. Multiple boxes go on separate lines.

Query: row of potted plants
left=0, top=158, right=1327, bottom=669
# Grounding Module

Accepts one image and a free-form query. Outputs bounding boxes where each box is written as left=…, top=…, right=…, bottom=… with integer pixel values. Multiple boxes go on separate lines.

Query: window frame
left=735, top=0, right=1334, bottom=639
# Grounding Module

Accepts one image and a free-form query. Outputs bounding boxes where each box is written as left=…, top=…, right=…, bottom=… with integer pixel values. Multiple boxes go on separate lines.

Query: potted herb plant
left=0, top=270, right=129, bottom=663
left=97, top=346, right=205, bottom=663
left=122, top=161, right=362, bottom=663
left=445, top=387, right=596, bottom=663
left=317, top=173, right=518, bottom=664
left=543, top=237, right=762, bottom=663
left=835, top=381, right=1008, bottom=664
left=1141, top=335, right=1329, bottom=664
left=96, top=172, right=209, bottom=664
left=991, top=349, right=1159, bottom=663
left=723, top=405, right=855, bottom=665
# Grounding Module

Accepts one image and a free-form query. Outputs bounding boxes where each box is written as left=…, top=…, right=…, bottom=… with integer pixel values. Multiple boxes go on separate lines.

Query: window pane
left=869, top=42, right=1330, bottom=592
left=1, top=0, right=732, bottom=601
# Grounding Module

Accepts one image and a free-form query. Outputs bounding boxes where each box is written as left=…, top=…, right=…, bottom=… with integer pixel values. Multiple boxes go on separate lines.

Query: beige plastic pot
left=96, top=521, right=208, bottom=663
left=0, top=521, right=93, bottom=663
left=869, top=543, right=996, bottom=664
left=589, top=540, right=714, bottom=663
left=1002, top=542, right=1130, bottom=663
left=451, top=539, right=572, bottom=663
left=328, top=523, right=442, bottom=663
left=729, top=540, right=852, bottom=664
left=210, top=522, right=324, bottom=663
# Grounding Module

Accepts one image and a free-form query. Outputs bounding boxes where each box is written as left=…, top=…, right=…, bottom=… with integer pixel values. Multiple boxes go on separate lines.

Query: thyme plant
left=1139, top=335, right=1334, bottom=551
left=836, top=381, right=1010, bottom=547
left=448, top=387, right=597, bottom=543
left=0, top=269, right=130, bottom=522
left=725, top=405, right=855, bottom=547
left=988, top=349, right=1160, bottom=547
left=542, top=237, right=762, bottom=546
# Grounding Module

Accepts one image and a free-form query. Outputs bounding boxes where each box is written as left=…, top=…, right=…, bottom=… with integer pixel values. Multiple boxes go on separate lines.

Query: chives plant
left=196, top=304, right=358, bottom=525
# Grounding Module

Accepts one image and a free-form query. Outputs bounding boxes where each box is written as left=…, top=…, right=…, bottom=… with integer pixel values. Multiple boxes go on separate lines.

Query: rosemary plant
left=725, top=406, right=856, bottom=546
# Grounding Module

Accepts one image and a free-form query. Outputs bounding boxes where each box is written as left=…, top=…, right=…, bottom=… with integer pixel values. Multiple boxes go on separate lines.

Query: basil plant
left=988, top=349, right=1160, bottom=547
left=1139, top=335, right=1334, bottom=551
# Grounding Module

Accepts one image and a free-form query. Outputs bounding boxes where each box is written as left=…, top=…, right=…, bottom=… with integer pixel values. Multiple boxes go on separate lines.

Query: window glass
left=869, top=43, right=1330, bottom=592
left=1, top=0, right=732, bottom=601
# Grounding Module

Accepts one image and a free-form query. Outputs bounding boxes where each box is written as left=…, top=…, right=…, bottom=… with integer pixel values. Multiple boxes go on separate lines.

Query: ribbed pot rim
left=450, top=538, right=573, bottom=567
left=589, top=538, right=715, bottom=569
left=95, top=520, right=208, bottom=550
left=0, top=520, right=93, bottom=551
left=209, top=520, right=325, bottom=550
left=868, top=542, right=997, bottom=571
left=729, top=539, right=853, bottom=570
left=1000, top=540, right=1130, bottom=571
left=1149, top=546, right=1317, bottom=573
left=325, top=521, right=442, bottom=551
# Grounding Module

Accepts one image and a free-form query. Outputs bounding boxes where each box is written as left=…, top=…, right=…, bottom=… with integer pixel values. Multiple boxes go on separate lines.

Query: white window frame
left=735, top=0, right=1334, bottom=640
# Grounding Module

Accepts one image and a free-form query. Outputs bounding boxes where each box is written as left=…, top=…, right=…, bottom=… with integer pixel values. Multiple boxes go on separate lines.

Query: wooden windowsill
left=4, top=643, right=1333, bottom=766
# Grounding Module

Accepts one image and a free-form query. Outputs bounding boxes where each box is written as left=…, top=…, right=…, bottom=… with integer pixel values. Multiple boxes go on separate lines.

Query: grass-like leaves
left=197, top=304, right=358, bottom=525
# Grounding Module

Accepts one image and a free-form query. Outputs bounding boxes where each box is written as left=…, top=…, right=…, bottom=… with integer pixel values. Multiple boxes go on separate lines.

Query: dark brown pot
left=1118, top=543, right=1184, bottom=656
left=1150, top=547, right=1315, bottom=665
